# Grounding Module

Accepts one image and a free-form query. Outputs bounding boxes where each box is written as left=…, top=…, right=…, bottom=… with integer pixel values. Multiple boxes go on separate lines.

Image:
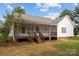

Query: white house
left=9, top=14, right=74, bottom=42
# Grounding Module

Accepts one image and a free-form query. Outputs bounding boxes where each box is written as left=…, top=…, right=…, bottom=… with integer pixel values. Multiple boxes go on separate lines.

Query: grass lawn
left=52, top=40, right=79, bottom=56
left=0, top=39, right=79, bottom=56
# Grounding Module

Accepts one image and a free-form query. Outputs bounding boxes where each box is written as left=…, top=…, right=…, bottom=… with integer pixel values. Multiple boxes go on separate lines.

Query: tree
left=74, top=5, right=79, bottom=14
left=4, top=6, right=25, bottom=29
left=74, top=5, right=79, bottom=35
left=0, top=6, right=26, bottom=43
left=0, top=17, right=11, bottom=42
left=12, top=7, right=25, bottom=42
left=59, top=9, right=75, bottom=21
left=9, top=7, right=25, bottom=42
left=13, top=7, right=25, bottom=20
left=59, top=9, right=71, bottom=17
left=13, top=7, right=25, bottom=14
left=74, top=5, right=79, bottom=22
left=0, top=13, right=15, bottom=42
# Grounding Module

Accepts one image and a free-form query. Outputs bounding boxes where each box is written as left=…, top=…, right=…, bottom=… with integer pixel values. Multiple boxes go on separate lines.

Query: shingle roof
left=51, top=16, right=65, bottom=25
left=14, top=13, right=66, bottom=25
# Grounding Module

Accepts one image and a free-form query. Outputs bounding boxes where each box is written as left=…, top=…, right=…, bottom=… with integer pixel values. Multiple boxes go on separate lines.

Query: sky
left=0, top=3, right=78, bottom=21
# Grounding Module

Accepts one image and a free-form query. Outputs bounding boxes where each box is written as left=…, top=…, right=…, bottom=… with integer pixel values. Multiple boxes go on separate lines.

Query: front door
left=36, top=26, right=39, bottom=32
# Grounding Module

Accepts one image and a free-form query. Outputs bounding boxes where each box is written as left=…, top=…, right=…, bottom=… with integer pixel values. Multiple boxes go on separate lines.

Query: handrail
left=34, top=32, right=38, bottom=40
left=33, top=31, right=45, bottom=43
left=39, top=32, right=45, bottom=42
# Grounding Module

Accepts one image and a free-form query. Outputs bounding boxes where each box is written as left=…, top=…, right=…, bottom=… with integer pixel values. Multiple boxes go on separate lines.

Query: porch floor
left=16, top=37, right=57, bottom=42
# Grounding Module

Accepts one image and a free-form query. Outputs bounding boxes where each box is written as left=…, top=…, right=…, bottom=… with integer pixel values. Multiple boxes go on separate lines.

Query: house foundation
left=57, top=36, right=74, bottom=40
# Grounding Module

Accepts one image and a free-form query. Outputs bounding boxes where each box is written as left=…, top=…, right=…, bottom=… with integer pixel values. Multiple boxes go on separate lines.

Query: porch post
left=33, top=25, right=36, bottom=32
left=49, top=25, right=51, bottom=40
left=12, top=23, right=15, bottom=43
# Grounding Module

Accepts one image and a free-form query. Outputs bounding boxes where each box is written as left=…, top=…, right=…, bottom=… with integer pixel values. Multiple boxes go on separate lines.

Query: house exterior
left=9, top=13, right=74, bottom=42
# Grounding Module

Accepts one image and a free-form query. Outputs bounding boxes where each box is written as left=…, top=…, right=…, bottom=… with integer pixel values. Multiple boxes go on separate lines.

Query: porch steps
left=34, top=32, right=45, bottom=43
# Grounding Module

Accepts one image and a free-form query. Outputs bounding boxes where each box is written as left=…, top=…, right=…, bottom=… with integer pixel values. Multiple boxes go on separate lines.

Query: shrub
left=0, top=25, right=10, bottom=43
left=74, top=36, right=79, bottom=40
left=27, top=31, right=35, bottom=42
left=0, top=34, right=8, bottom=42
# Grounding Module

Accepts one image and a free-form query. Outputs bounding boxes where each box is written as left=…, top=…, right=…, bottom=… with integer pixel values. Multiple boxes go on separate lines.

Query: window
left=44, top=27, right=47, bottom=31
left=62, top=27, right=66, bottom=33
left=21, top=26, right=26, bottom=33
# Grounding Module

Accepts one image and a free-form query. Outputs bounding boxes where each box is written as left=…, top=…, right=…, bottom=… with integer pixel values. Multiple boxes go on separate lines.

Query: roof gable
left=51, top=15, right=74, bottom=27
left=66, top=15, right=75, bottom=27
left=61, top=15, right=74, bottom=27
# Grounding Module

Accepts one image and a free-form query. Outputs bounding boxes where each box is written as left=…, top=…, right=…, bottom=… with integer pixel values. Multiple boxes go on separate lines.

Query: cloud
left=36, top=3, right=61, bottom=8
left=40, top=8, right=48, bottom=12
left=73, top=3, right=78, bottom=6
left=44, top=3, right=61, bottom=8
left=35, top=3, right=61, bottom=12
left=7, top=4, right=13, bottom=10
left=35, top=3, right=42, bottom=8
left=0, top=16, right=4, bottom=21
left=44, top=12, right=60, bottom=19
left=20, top=5, right=25, bottom=9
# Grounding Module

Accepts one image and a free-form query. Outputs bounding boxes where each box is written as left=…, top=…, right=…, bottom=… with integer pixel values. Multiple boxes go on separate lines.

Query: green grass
left=73, top=36, right=79, bottom=40
left=53, top=40, right=79, bottom=49
left=50, top=40, right=79, bottom=56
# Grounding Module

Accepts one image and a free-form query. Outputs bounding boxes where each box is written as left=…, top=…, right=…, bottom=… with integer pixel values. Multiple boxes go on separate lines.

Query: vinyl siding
left=57, top=16, right=74, bottom=37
